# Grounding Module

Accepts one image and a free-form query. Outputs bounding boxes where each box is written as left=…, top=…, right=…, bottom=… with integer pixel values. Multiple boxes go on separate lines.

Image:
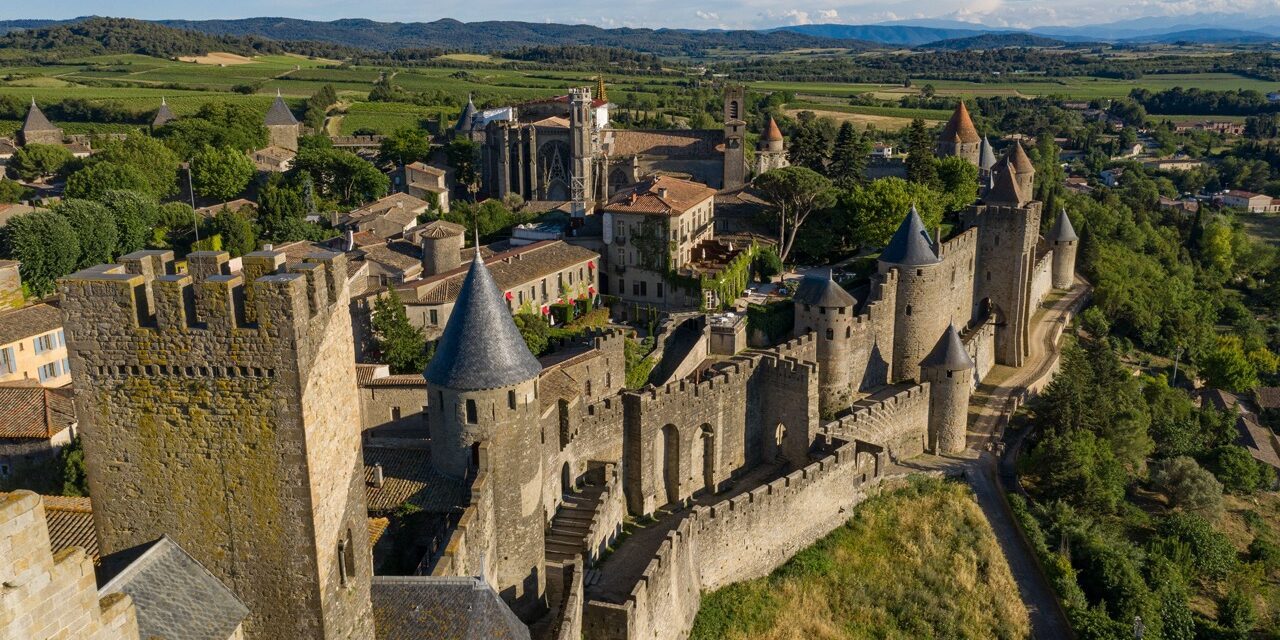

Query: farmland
left=2, top=50, right=1279, bottom=135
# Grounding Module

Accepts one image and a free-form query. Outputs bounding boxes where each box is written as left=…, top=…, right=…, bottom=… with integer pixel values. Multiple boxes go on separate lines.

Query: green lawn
left=689, top=477, right=1030, bottom=640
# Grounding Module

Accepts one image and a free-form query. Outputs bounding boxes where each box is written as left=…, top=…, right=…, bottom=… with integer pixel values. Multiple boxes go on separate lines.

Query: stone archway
left=658, top=424, right=680, bottom=506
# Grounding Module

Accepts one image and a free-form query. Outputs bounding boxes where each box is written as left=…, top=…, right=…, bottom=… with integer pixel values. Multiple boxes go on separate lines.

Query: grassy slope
left=690, top=477, right=1030, bottom=640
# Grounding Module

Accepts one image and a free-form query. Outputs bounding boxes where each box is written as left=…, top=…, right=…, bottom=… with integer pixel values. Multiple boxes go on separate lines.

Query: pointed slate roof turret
left=1009, top=141, right=1035, bottom=176
left=21, top=98, right=57, bottom=134
left=880, top=206, right=940, bottom=266
left=763, top=117, right=783, bottom=142
left=979, top=136, right=996, bottom=172
left=454, top=95, right=477, bottom=132
left=264, top=91, right=298, bottom=126
left=152, top=98, right=175, bottom=128
left=424, top=242, right=542, bottom=390
left=922, top=323, right=975, bottom=370
left=794, top=269, right=856, bottom=308
left=985, top=160, right=1025, bottom=206
left=1051, top=207, right=1078, bottom=243
left=939, top=101, right=980, bottom=145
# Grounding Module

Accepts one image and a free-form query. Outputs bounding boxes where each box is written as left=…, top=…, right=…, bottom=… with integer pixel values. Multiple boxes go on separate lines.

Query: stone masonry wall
left=962, top=313, right=997, bottom=384
left=58, top=250, right=373, bottom=640
left=0, top=491, right=140, bottom=640
left=581, top=437, right=886, bottom=640
left=1030, top=249, right=1054, bottom=312
left=821, top=383, right=932, bottom=461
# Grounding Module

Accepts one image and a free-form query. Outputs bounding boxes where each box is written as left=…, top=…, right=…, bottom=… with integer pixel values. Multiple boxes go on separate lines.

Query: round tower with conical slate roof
left=793, top=269, right=857, bottom=414
left=878, top=206, right=944, bottom=382
left=921, top=324, right=975, bottom=454
left=1050, top=207, right=1078, bottom=290
left=264, top=90, right=299, bottom=151
left=978, top=136, right=997, bottom=178
left=936, top=101, right=981, bottom=166
left=424, top=243, right=546, bottom=616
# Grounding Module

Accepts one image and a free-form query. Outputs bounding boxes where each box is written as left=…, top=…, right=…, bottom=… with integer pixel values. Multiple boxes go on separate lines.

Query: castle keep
left=58, top=249, right=374, bottom=640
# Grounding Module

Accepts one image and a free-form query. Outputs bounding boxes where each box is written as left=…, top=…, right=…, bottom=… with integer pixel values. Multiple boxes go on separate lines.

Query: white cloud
left=695, top=10, right=720, bottom=20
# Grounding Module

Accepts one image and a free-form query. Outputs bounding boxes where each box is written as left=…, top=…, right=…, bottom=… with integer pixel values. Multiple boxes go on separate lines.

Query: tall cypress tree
left=828, top=122, right=870, bottom=188
left=904, top=118, right=937, bottom=187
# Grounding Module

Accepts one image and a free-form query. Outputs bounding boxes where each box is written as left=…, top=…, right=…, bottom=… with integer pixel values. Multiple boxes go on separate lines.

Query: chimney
left=657, top=187, right=669, bottom=199
left=372, top=463, right=384, bottom=488
left=345, top=229, right=355, bottom=252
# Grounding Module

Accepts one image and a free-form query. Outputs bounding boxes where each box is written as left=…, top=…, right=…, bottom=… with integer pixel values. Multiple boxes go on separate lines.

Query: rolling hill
left=922, top=33, right=1072, bottom=50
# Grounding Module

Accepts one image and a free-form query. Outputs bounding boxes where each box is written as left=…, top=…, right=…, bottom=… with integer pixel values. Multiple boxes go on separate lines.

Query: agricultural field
left=2, top=50, right=1279, bottom=135
left=689, top=477, right=1029, bottom=640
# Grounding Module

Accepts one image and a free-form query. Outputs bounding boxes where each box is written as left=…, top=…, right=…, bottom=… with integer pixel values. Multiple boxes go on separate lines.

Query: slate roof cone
left=922, top=323, right=975, bottom=370
left=21, top=97, right=56, bottom=133
left=455, top=94, right=477, bottom=132
left=424, top=230, right=542, bottom=390
left=1051, top=207, right=1078, bottom=242
left=985, top=160, right=1025, bottom=206
left=152, top=97, right=175, bottom=128
left=979, top=136, right=996, bottom=173
left=794, top=268, right=856, bottom=307
left=880, top=205, right=939, bottom=266
left=264, top=91, right=298, bottom=126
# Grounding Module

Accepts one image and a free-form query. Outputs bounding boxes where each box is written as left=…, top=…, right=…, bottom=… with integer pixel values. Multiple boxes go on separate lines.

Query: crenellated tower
left=793, top=270, right=857, bottom=415
left=58, top=249, right=375, bottom=640
left=424, top=247, right=547, bottom=618
left=921, top=324, right=975, bottom=454
left=1050, top=207, right=1079, bottom=290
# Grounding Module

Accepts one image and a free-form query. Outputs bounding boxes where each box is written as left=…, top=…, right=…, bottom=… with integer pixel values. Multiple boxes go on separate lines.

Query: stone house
left=374, top=239, right=599, bottom=337
left=0, top=302, right=70, bottom=386
left=396, top=162, right=451, bottom=213
left=1216, top=189, right=1280, bottom=213
left=355, top=363, right=427, bottom=436
left=601, top=175, right=717, bottom=309
left=341, top=192, right=431, bottom=240
left=0, top=381, right=76, bottom=482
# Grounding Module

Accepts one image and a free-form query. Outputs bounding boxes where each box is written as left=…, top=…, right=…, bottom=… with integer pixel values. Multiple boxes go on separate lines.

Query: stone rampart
left=821, top=383, right=931, bottom=461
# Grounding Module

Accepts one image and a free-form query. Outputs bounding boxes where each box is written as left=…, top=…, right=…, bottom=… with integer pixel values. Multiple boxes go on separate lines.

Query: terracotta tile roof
left=1257, top=387, right=1280, bottom=410
left=1238, top=414, right=1280, bottom=469
left=359, top=241, right=423, bottom=275
left=363, top=444, right=468, bottom=514
left=395, top=241, right=597, bottom=306
left=406, top=161, right=444, bottom=177
left=0, top=382, right=74, bottom=440
left=365, top=374, right=427, bottom=388
left=939, top=101, right=980, bottom=144
left=407, top=220, right=465, bottom=240
left=530, top=116, right=570, bottom=128
left=1010, top=141, right=1035, bottom=175
left=0, top=492, right=95, bottom=560
left=356, top=363, right=387, bottom=386
left=368, top=517, right=390, bottom=546
left=602, top=175, right=716, bottom=216
left=349, top=193, right=431, bottom=223
left=603, top=129, right=722, bottom=158
left=763, top=117, right=783, bottom=142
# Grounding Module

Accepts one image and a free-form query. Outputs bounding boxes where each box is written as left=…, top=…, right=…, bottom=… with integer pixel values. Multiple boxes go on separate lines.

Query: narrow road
left=963, top=277, right=1089, bottom=640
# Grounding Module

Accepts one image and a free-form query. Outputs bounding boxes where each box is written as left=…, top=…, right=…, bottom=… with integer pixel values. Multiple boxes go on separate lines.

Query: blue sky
left=5, top=0, right=1280, bottom=30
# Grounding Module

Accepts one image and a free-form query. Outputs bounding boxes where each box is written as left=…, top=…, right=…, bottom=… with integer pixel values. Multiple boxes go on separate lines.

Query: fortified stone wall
left=620, top=338, right=819, bottom=517
left=59, top=249, right=374, bottom=640
left=0, top=492, right=140, bottom=640
left=581, top=436, right=888, bottom=640
left=884, top=228, right=977, bottom=382
left=1030, top=249, right=1054, bottom=312
left=821, top=383, right=932, bottom=461
left=430, top=444, right=499, bottom=588
left=964, top=201, right=1043, bottom=367
left=962, top=313, right=997, bottom=383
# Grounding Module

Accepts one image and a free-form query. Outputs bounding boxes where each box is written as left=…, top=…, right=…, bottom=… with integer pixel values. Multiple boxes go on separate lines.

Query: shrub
left=1155, top=512, right=1237, bottom=581
left=1206, top=445, right=1264, bottom=495
left=1150, top=456, right=1223, bottom=513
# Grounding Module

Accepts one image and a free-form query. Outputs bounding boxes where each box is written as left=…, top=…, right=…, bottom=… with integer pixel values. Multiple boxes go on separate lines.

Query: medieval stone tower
left=921, top=324, right=975, bottom=454
left=936, top=101, right=981, bottom=166
left=19, top=98, right=63, bottom=146
left=569, top=87, right=595, bottom=211
left=879, top=207, right=948, bottom=382
left=265, top=91, right=300, bottom=152
left=793, top=270, right=857, bottom=415
left=58, top=249, right=375, bottom=640
left=418, top=219, right=466, bottom=277
left=965, top=157, right=1043, bottom=367
left=1050, top=208, right=1078, bottom=290
left=755, top=117, right=789, bottom=176
left=424, top=249, right=547, bottom=617
left=722, top=85, right=746, bottom=190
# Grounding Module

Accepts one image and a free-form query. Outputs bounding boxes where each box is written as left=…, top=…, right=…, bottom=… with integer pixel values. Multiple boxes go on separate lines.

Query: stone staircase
left=544, top=482, right=608, bottom=565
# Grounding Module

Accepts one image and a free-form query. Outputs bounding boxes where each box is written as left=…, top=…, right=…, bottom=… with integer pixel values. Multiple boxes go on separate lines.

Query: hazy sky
left=5, top=0, right=1280, bottom=30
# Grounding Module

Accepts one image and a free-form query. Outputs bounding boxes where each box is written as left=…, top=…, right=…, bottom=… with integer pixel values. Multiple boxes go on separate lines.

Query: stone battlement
left=59, top=249, right=348, bottom=339
left=938, top=226, right=978, bottom=259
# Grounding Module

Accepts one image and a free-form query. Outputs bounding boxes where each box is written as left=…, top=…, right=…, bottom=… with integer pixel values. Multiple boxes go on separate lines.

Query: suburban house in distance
left=1216, top=189, right=1280, bottom=213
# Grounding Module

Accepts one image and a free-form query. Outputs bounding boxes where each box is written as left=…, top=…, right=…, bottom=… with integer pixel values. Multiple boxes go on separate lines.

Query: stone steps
left=543, top=483, right=608, bottom=565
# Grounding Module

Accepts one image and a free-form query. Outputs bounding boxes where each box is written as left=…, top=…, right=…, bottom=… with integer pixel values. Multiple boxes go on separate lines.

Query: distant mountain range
left=0, top=13, right=1279, bottom=56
